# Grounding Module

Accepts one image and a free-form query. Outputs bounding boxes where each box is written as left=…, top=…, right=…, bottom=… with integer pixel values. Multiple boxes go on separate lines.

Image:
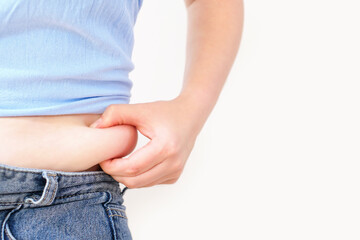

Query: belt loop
left=24, top=171, right=59, bottom=206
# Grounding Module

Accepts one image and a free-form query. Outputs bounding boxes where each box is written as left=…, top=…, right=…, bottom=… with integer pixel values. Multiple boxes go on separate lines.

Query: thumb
left=90, top=104, right=140, bottom=128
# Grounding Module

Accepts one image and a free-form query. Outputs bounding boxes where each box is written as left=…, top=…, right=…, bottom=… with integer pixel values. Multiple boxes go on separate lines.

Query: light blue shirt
left=0, top=0, right=143, bottom=116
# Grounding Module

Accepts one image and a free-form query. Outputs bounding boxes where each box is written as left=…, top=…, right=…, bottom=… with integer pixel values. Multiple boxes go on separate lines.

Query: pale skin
left=89, top=0, right=244, bottom=188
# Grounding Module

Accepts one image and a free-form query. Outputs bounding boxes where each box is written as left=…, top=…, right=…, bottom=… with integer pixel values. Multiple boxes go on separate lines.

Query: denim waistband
left=0, top=163, right=124, bottom=210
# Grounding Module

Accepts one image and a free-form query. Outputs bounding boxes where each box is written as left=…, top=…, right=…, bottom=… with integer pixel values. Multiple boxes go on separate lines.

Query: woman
left=0, top=0, right=243, bottom=239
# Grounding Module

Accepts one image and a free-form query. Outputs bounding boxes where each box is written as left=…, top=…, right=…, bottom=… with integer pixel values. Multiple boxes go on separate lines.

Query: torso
left=0, top=114, right=138, bottom=172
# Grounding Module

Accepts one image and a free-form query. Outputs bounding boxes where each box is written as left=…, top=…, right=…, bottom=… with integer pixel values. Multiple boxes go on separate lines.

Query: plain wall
left=124, top=1, right=360, bottom=239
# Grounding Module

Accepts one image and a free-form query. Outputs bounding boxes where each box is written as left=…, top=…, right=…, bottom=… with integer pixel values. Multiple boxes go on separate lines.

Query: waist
left=0, top=162, right=125, bottom=210
left=0, top=113, right=138, bottom=172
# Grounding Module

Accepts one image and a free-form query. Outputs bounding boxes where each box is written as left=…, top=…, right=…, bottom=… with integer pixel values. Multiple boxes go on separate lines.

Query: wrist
left=176, top=84, right=218, bottom=112
left=173, top=91, right=216, bottom=135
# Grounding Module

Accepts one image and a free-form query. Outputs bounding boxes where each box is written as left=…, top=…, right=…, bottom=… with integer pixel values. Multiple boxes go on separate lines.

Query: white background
left=125, top=0, right=360, bottom=239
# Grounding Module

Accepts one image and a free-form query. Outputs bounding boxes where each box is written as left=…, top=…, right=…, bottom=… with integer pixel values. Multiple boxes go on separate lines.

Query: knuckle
left=165, top=139, right=179, bottom=156
left=105, top=104, right=118, bottom=115
left=108, top=104, right=117, bottom=111
left=101, top=104, right=116, bottom=120
left=155, top=142, right=167, bottom=156
left=125, top=165, right=141, bottom=177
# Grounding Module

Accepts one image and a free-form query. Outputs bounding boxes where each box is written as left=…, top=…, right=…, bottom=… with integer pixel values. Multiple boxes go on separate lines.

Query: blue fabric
left=0, top=0, right=143, bottom=116
left=0, top=163, right=131, bottom=239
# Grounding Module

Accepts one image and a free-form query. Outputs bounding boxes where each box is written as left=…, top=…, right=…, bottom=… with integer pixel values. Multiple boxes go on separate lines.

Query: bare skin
left=0, top=0, right=243, bottom=181
left=0, top=114, right=138, bottom=172
left=90, top=0, right=244, bottom=188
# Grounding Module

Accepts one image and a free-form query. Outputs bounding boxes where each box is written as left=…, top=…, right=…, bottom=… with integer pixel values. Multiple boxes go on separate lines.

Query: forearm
left=177, top=0, right=244, bottom=128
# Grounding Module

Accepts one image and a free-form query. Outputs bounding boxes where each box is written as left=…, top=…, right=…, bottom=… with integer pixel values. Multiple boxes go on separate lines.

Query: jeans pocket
left=104, top=191, right=132, bottom=240
left=4, top=222, right=18, bottom=240
left=6, top=192, right=115, bottom=240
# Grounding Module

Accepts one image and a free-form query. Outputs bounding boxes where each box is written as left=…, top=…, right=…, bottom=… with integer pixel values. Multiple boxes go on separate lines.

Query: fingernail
left=90, top=117, right=103, bottom=128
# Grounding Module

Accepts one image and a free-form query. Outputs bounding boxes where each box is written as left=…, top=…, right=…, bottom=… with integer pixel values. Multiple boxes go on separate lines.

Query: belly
left=0, top=114, right=138, bottom=172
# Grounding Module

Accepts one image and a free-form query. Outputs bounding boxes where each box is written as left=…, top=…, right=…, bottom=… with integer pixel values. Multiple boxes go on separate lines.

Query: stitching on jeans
left=2, top=205, right=22, bottom=240
left=45, top=180, right=118, bottom=194
left=109, top=214, right=127, bottom=219
left=106, top=208, right=126, bottom=213
left=55, top=191, right=101, bottom=199
left=5, top=224, right=16, bottom=240
left=40, top=176, right=52, bottom=204
left=5, top=226, right=12, bottom=240
left=0, top=191, right=101, bottom=204
left=48, top=178, right=58, bottom=204
left=0, top=166, right=108, bottom=176
left=106, top=206, right=127, bottom=219
left=0, top=202, right=22, bottom=205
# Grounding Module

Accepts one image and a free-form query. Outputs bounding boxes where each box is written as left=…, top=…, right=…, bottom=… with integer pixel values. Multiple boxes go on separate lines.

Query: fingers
left=141, top=176, right=179, bottom=188
left=160, top=178, right=179, bottom=185
left=99, top=138, right=168, bottom=177
left=109, top=157, right=180, bottom=189
left=93, top=103, right=145, bottom=129
left=99, top=137, right=183, bottom=188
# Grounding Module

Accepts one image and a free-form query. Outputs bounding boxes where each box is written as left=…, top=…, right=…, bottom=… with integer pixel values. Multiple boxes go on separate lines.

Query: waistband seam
left=0, top=166, right=109, bottom=176
left=0, top=191, right=108, bottom=205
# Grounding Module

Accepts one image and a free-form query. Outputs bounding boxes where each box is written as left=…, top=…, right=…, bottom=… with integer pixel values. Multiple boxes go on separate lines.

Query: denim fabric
left=0, top=163, right=131, bottom=240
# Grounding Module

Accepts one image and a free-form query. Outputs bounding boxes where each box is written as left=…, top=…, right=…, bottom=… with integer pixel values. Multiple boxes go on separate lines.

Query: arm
left=177, top=0, right=244, bottom=135
left=90, top=0, right=244, bottom=188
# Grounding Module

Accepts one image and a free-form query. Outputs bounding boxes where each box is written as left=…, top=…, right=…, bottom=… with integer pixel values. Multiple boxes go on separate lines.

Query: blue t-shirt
left=0, top=0, right=143, bottom=116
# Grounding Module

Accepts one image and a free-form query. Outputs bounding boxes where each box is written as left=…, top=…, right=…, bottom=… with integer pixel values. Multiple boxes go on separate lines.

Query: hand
left=89, top=97, right=203, bottom=189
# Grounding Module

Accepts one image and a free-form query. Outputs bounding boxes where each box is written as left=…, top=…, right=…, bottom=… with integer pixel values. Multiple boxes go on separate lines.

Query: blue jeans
left=0, top=163, right=132, bottom=240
